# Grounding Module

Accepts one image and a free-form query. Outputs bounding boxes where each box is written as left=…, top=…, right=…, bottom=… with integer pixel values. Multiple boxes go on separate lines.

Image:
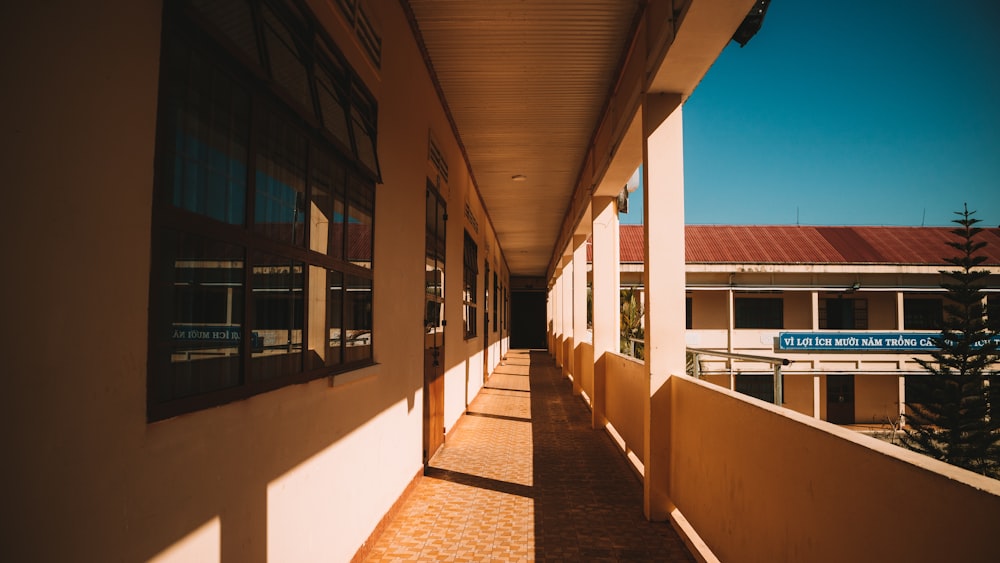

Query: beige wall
left=0, top=2, right=507, bottom=561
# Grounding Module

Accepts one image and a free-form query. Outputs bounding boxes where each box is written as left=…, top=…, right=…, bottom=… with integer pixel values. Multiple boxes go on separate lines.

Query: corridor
left=363, top=350, right=693, bottom=562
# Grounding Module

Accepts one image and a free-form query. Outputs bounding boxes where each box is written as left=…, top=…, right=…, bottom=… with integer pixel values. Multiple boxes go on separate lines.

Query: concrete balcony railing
left=592, top=350, right=1000, bottom=562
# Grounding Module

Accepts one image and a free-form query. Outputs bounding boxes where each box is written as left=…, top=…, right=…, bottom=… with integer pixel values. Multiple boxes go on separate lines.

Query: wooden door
left=424, top=185, right=447, bottom=463
left=826, top=375, right=855, bottom=425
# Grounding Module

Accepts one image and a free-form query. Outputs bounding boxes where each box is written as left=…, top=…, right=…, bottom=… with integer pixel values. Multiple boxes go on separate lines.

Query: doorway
left=423, top=184, right=447, bottom=463
left=511, top=290, right=547, bottom=349
left=826, top=375, right=855, bottom=425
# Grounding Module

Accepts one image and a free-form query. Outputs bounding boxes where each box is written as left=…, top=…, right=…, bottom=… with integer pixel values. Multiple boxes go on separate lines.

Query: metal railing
left=686, top=347, right=789, bottom=406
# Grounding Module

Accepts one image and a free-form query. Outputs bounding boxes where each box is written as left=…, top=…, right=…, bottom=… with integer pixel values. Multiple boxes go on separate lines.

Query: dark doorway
left=511, top=290, right=547, bottom=349
left=826, top=375, right=855, bottom=424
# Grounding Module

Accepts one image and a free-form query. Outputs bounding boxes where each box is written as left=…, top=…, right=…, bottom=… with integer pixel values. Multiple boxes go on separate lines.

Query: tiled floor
left=364, top=350, right=694, bottom=562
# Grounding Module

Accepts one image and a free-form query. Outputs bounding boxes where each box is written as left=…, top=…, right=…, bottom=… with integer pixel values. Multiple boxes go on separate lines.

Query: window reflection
left=164, top=44, right=249, bottom=225
left=344, top=275, right=372, bottom=363
left=346, top=176, right=373, bottom=268
left=309, top=147, right=346, bottom=258
left=157, top=230, right=244, bottom=401
left=250, top=252, right=304, bottom=380
left=255, top=114, right=306, bottom=246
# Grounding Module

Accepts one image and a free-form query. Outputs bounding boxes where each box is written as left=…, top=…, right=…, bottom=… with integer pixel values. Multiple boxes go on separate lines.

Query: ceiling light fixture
left=511, top=174, right=527, bottom=182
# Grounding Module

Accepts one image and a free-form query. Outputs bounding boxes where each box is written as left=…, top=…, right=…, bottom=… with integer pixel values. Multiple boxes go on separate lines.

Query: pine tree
left=901, top=205, right=1000, bottom=478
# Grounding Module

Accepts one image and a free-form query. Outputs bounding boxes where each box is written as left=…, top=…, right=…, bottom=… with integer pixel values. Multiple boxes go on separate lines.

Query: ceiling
left=405, top=0, right=643, bottom=277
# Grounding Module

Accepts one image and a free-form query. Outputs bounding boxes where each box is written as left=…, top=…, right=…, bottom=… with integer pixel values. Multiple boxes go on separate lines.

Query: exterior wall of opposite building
left=0, top=2, right=509, bottom=562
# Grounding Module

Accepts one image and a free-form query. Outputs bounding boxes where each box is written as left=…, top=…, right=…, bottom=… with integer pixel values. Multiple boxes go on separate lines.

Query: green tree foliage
left=620, top=287, right=644, bottom=359
left=901, top=205, right=1000, bottom=478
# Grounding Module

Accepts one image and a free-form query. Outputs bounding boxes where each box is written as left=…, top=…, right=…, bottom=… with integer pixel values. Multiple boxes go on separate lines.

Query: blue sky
left=622, top=1, right=1000, bottom=227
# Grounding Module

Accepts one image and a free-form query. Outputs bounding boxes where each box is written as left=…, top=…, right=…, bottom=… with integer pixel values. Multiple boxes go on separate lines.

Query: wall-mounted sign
left=778, top=332, right=1000, bottom=352
left=778, top=332, right=942, bottom=352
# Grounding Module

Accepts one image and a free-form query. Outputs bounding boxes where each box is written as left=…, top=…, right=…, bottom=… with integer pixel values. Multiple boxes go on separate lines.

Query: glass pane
left=351, top=107, right=378, bottom=173
left=344, top=275, right=372, bottom=363
left=262, top=5, right=313, bottom=116
left=329, top=270, right=344, bottom=364
left=255, top=113, right=306, bottom=245
left=309, top=147, right=345, bottom=258
left=250, top=253, right=304, bottom=380
left=307, top=266, right=343, bottom=370
left=316, top=63, right=353, bottom=150
left=164, top=44, right=249, bottom=225
left=190, top=0, right=261, bottom=68
left=346, top=176, right=374, bottom=268
left=153, top=230, right=244, bottom=402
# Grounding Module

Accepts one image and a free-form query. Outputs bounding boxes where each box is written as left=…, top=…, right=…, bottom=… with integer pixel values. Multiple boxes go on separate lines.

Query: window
left=904, top=298, right=942, bottom=330
left=734, top=296, right=783, bottom=329
left=493, top=272, right=499, bottom=332
left=686, top=297, right=693, bottom=329
left=735, top=374, right=782, bottom=404
left=463, top=231, right=478, bottom=338
left=988, top=295, right=1000, bottom=332
left=149, top=0, right=379, bottom=420
left=820, top=297, right=868, bottom=329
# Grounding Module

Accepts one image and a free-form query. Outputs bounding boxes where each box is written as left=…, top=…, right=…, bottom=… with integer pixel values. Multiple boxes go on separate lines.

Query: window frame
left=463, top=231, right=478, bottom=339
left=903, top=297, right=943, bottom=330
left=734, top=295, right=784, bottom=329
left=148, top=0, right=379, bottom=421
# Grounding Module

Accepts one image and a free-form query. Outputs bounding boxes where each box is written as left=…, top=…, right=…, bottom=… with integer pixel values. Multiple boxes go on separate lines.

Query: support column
left=896, top=291, right=905, bottom=330
left=572, top=234, right=588, bottom=396
left=642, top=93, right=685, bottom=521
left=813, top=375, right=821, bottom=419
left=562, top=255, right=574, bottom=379
left=811, top=291, right=819, bottom=330
left=547, top=284, right=554, bottom=355
left=727, top=288, right=735, bottom=390
left=898, top=374, right=906, bottom=428
left=553, top=270, right=563, bottom=366
left=592, top=196, right=620, bottom=430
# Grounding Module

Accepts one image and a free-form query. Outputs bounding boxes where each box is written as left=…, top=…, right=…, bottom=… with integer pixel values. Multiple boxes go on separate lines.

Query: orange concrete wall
left=578, top=342, right=595, bottom=403
left=867, top=292, right=899, bottom=329
left=669, top=376, right=1000, bottom=562
left=603, top=352, right=647, bottom=463
left=782, top=374, right=814, bottom=416
left=854, top=374, right=900, bottom=424
left=0, top=2, right=507, bottom=561
left=690, top=291, right=728, bottom=329
left=783, top=292, right=812, bottom=329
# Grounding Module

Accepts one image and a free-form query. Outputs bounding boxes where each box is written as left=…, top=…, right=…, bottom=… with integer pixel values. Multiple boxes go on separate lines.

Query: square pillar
left=642, top=93, right=685, bottom=520
left=562, top=255, right=574, bottom=379
left=592, top=195, right=620, bottom=429
left=811, top=291, right=820, bottom=330
left=571, top=234, right=588, bottom=396
left=553, top=270, right=563, bottom=366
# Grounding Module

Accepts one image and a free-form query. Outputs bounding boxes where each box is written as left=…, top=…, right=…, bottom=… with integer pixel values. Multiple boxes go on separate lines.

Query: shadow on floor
left=526, top=350, right=693, bottom=562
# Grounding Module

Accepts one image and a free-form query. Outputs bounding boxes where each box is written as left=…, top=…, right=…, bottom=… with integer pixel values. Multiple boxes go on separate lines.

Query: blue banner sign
left=778, top=332, right=941, bottom=352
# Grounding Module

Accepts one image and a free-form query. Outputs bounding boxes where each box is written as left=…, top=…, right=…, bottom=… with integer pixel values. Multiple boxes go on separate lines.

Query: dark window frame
left=463, top=231, right=478, bottom=339
left=148, top=0, right=379, bottom=421
left=734, top=295, right=784, bottom=329
left=819, top=296, right=868, bottom=330
left=903, top=297, right=943, bottom=330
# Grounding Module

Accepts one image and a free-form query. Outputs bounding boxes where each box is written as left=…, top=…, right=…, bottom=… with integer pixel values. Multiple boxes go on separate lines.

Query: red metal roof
left=610, top=225, right=1000, bottom=265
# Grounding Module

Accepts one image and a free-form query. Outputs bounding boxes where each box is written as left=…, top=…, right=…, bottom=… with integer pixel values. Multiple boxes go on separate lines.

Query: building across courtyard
left=611, top=224, right=1000, bottom=427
